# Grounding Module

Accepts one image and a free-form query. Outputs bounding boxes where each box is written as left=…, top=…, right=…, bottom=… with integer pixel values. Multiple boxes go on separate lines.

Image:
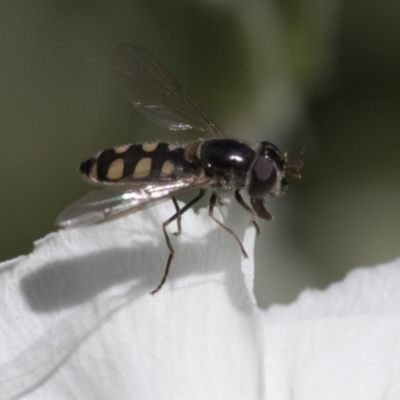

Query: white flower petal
left=263, top=257, right=400, bottom=399
left=2, top=198, right=400, bottom=399
left=0, top=200, right=262, bottom=400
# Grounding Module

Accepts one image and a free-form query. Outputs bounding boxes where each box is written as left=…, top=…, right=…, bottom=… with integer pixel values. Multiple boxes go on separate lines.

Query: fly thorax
left=198, top=139, right=257, bottom=189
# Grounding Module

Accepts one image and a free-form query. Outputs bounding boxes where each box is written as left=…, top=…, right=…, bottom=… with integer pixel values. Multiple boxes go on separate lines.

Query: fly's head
left=248, top=141, right=303, bottom=199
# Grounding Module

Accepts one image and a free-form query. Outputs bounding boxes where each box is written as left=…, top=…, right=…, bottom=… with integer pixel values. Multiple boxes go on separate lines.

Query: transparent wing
left=56, top=177, right=212, bottom=229
left=112, top=44, right=225, bottom=139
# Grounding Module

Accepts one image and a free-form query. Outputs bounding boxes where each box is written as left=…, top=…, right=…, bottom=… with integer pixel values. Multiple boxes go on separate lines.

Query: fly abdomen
left=80, top=142, right=198, bottom=183
left=79, top=158, right=97, bottom=177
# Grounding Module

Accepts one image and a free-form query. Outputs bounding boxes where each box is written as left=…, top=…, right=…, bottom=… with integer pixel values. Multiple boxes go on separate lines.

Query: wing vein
left=112, top=44, right=225, bottom=138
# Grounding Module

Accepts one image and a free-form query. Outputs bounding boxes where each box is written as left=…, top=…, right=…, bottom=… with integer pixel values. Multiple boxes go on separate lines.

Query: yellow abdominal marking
left=168, top=144, right=179, bottom=151
left=114, top=144, right=130, bottom=154
left=89, top=162, right=99, bottom=180
left=106, top=158, right=125, bottom=180
left=160, top=160, right=174, bottom=177
left=133, top=157, right=152, bottom=178
left=142, top=143, right=158, bottom=152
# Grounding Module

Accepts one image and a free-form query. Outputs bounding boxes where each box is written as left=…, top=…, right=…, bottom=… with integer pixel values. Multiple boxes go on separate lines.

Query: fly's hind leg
left=150, top=189, right=206, bottom=295
left=171, top=196, right=181, bottom=236
left=208, top=191, right=249, bottom=258
left=234, top=190, right=260, bottom=236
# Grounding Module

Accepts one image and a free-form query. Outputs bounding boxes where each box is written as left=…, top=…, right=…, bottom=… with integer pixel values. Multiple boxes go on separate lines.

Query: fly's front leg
left=150, top=190, right=206, bottom=295
left=250, top=197, right=272, bottom=221
left=208, top=191, right=249, bottom=258
left=234, top=190, right=260, bottom=235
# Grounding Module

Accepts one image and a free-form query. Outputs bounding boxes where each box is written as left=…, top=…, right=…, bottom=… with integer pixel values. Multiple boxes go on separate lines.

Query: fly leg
left=234, top=190, right=260, bottom=236
left=150, top=189, right=206, bottom=295
left=208, top=191, right=248, bottom=258
left=171, top=196, right=181, bottom=236
left=250, top=198, right=273, bottom=221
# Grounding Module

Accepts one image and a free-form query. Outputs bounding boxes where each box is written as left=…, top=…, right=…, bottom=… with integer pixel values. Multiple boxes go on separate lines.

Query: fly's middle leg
left=234, top=190, right=260, bottom=235
left=208, top=191, right=249, bottom=258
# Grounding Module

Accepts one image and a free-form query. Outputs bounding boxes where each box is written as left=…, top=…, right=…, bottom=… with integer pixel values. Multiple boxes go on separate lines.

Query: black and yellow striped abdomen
left=80, top=142, right=199, bottom=183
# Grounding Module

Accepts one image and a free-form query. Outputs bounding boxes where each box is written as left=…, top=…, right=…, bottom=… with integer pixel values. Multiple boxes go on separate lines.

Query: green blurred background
left=1, top=0, right=399, bottom=307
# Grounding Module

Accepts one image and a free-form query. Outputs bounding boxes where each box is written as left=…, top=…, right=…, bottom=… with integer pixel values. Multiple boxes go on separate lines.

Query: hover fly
left=56, top=44, right=303, bottom=294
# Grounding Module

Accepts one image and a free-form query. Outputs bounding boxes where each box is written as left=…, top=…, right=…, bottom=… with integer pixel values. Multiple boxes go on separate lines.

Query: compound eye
left=260, top=141, right=279, bottom=155
left=248, top=157, right=277, bottom=198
